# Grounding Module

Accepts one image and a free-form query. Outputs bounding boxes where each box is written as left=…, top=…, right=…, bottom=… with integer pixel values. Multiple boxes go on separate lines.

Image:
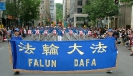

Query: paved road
left=0, top=36, right=133, bottom=76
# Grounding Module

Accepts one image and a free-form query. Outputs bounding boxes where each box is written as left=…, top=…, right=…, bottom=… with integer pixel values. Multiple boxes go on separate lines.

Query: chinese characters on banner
left=18, top=42, right=107, bottom=55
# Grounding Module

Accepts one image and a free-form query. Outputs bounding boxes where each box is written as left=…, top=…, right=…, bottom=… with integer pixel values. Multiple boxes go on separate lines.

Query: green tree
left=4, top=0, right=21, bottom=19
left=56, top=3, right=63, bottom=22
left=20, top=0, right=40, bottom=23
left=120, top=0, right=133, bottom=6
left=83, top=0, right=119, bottom=21
left=4, top=0, right=40, bottom=25
left=3, top=0, right=22, bottom=26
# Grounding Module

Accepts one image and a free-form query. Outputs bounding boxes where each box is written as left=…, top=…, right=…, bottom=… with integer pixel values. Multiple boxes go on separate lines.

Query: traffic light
left=115, top=0, right=119, bottom=4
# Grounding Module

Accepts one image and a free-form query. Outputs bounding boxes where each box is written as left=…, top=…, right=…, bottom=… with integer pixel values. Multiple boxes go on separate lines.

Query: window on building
left=86, top=0, right=88, bottom=4
left=77, top=8, right=82, bottom=13
left=77, top=0, right=82, bottom=6
left=50, top=10, right=53, bottom=13
left=71, top=17, right=74, bottom=22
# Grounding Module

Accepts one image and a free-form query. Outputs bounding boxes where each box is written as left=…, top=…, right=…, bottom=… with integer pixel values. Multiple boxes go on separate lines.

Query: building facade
left=118, top=2, right=132, bottom=29
left=63, top=0, right=66, bottom=21
left=69, top=0, right=88, bottom=27
left=49, top=0, right=56, bottom=21
left=63, top=0, right=70, bottom=21
left=44, top=0, right=50, bottom=20
left=36, top=0, right=50, bottom=26
left=38, top=0, right=50, bottom=25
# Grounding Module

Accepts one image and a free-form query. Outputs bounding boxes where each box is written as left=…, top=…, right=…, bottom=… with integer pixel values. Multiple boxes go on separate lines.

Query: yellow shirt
left=1, top=24, right=3, bottom=28
left=0, top=24, right=1, bottom=29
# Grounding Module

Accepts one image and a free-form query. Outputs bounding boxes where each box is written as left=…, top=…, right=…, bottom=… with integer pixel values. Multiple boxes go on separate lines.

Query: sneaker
left=130, top=53, right=133, bottom=56
left=14, top=71, right=20, bottom=75
left=106, top=70, right=112, bottom=74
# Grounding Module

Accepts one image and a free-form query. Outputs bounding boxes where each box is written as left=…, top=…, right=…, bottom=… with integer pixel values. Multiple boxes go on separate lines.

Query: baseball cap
left=14, top=28, right=19, bottom=31
left=108, top=29, right=113, bottom=32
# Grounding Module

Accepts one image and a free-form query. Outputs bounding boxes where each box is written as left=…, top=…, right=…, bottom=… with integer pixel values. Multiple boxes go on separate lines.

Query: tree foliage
left=4, top=0, right=21, bottom=19
left=120, top=0, right=133, bottom=6
left=56, top=3, right=63, bottom=21
left=4, top=0, right=40, bottom=23
left=83, top=0, right=119, bottom=21
left=20, top=0, right=40, bottom=22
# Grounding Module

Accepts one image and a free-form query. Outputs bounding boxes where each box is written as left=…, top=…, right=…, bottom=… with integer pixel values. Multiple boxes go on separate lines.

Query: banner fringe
left=12, top=67, right=117, bottom=74
left=8, top=42, right=13, bottom=65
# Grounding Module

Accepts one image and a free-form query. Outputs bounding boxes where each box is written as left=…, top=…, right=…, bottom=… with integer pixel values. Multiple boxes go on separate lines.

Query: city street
left=0, top=36, right=133, bottom=76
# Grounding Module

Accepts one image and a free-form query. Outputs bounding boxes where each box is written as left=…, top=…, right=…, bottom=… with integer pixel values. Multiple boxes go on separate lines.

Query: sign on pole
left=0, top=2, right=6, bottom=10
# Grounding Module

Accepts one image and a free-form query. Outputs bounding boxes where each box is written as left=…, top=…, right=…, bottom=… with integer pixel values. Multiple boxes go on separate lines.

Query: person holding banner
left=105, top=28, right=117, bottom=74
left=10, top=28, right=22, bottom=75
left=11, top=28, right=22, bottom=40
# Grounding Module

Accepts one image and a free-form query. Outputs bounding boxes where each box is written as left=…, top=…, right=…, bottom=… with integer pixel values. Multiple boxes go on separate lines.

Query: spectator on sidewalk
left=130, top=31, right=133, bottom=56
left=0, top=29, right=3, bottom=42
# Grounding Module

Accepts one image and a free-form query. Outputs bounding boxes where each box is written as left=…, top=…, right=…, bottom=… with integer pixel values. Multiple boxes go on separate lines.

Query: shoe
left=14, top=71, right=20, bottom=75
left=106, top=70, right=112, bottom=74
left=130, top=54, right=133, bottom=56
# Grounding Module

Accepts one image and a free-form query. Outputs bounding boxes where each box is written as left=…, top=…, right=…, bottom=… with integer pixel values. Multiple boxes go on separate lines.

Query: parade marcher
left=62, top=28, right=65, bottom=36
left=27, top=29, right=32, bottom=39
left=39, top=28, right=44, bottom=41
left=35, top=29, right=40, bottom=40
left=83, top=29, right=88, bottom=40
left=61, top=28, right=65, bottom=40
left=105, top=29, right=117, bottom=74
left=78, top=30, right=84, bottom=40
left=69, top=29, right=73, bottom=40
left=71, top=28, right=77, bottom=40
left=32, top=28, right=36, bottom=40
left=10, top=28, right=22, bottom=75
left=53, top=29, right=57, bottom=41
left=57, top=28, right=63, bottom=41
left=43, top=29, right=48, bottom=41
left=87, top=30, right=92, bottom=39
